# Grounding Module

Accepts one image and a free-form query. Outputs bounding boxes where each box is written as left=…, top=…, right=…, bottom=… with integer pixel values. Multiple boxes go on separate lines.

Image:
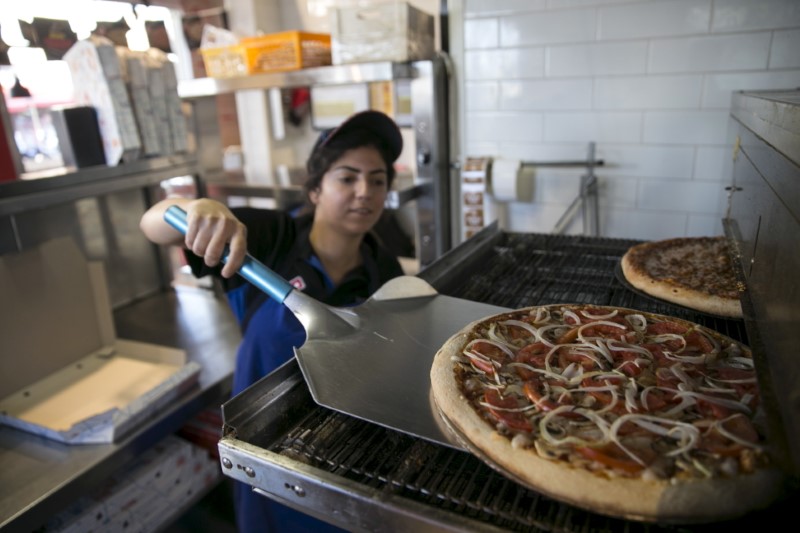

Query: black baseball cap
left=312, top=110, right=403, bottom=162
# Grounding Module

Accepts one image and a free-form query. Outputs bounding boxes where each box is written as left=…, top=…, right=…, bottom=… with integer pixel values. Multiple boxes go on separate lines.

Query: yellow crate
left=201, top=31, right=332, bottom=78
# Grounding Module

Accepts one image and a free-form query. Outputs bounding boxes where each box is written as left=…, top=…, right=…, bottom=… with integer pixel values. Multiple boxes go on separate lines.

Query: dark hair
left=304, top=127, right=397, bottom=196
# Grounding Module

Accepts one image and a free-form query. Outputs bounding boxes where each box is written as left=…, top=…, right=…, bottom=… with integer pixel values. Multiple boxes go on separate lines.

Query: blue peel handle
left=163, top=205, right=293, bottom=304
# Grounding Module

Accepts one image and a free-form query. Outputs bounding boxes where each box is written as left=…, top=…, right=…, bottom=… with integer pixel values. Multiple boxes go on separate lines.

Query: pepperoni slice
left=713, top=366, right=760, bottom=402
left=613, top=350, right=647, bottom=376
left=467, top=340, right=509, bottom=375
left=646, top=321, right=688, bottom=336
left=523, top=378, right=560, bottom=412
left=581, top=375, right=625, bottom=409
left=640, top=388, right=673, bottom=412
left=700, top=415, right=759, bottom=456
left=559, top=348, right=602, bottom=371
left=643, top=343, right=670, bottom=367
left=515, top=342, right=549, bottom=379
left=575, top=444, right=645, bottom=474
left=483, top=389, right=532, bottom=432
left=682, top=331, right=714, bottom=355
left=696, top=397, right=734, bottom=419
left=720, top=413, right=759, bottom=444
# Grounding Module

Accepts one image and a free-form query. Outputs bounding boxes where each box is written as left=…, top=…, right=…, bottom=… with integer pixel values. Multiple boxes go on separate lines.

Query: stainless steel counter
left=0, top=285, right=240, bottom=533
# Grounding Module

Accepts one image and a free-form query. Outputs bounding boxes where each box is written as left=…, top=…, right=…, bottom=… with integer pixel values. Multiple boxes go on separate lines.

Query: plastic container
left=331, top=2, right=434, bottom=65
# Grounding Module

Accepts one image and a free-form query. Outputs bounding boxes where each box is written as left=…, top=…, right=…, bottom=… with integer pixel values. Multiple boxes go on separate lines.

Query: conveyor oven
left=216, top=90, right=799, bottom=532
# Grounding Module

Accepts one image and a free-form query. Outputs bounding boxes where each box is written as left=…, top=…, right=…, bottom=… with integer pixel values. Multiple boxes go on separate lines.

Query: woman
left=140, top=110, right=405, bottom=532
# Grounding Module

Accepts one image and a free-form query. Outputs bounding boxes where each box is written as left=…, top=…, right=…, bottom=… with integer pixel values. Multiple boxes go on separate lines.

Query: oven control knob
left=418, top=149, right=431, bottom=166
left=221, top=457, right=233, bottom=469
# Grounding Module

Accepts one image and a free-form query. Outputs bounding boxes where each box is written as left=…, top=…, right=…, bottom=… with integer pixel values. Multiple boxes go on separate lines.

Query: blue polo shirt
left=185, top=207, right=403, bottom=533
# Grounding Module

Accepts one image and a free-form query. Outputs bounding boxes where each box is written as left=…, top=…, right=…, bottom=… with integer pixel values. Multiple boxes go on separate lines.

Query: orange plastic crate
left=201, top=31, right=331, bottom=78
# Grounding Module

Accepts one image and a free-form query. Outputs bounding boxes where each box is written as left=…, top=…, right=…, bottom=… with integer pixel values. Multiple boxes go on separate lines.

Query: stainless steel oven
left=214, top=90, right=800, bottom=531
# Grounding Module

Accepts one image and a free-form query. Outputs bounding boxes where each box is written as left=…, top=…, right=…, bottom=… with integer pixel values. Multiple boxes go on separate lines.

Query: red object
left=0, top=96, right=21, bottom=183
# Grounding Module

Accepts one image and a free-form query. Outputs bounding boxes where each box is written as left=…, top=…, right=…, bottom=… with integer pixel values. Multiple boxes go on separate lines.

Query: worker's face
left=309, top=146, right=389, bottom=236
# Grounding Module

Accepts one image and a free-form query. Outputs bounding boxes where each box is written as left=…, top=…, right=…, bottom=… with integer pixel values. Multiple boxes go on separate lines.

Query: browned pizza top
left=453, top=305, right=768, bottom=481
left=625, top=237, right=740, bottom=299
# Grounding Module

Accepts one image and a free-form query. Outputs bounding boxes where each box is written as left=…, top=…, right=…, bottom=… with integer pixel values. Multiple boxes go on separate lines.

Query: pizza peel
left=164, top=206, right=508, bottom=449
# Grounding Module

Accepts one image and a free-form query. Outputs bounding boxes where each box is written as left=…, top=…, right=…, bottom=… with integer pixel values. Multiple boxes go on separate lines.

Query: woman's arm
left=139, top=197, right=248, bottom=278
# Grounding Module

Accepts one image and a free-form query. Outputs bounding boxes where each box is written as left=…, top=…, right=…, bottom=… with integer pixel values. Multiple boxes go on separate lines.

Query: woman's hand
left=140, top=197, right=247, bottom=278
left=183, top=199, right=247, bottom=278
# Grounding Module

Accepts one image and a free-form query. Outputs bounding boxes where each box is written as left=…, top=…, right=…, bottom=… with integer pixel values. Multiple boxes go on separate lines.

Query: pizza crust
left=430, top=309, right=784, bottom=523
left=620, top=239, right=743, bottom=319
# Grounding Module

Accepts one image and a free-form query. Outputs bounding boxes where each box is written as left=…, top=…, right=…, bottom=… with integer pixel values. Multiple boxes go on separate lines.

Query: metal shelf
left=0, top=154, right=199, bottom=216
left=178, top=61, right=419, bottom=98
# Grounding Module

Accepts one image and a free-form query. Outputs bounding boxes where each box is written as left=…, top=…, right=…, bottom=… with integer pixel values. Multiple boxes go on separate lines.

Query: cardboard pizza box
left=120, top=50, right=162, bottom=157
left=162, top=61, right=190, bottom=154
left=63, top=37, right=142, bottom=166
left=0, top=237, right=200, bottom=444
left=42, top=435, right=221, bottom=532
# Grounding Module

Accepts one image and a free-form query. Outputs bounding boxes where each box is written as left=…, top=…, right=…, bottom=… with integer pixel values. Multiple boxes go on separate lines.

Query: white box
left=331, top=1, right=435, bottom=65
left=0, top=237, right=200, bottom=444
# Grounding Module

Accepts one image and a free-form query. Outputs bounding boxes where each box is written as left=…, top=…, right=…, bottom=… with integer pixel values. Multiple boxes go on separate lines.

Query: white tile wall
left=594, top=75, right=703, bottom=109
left=456, top=0, right=800, bottom=242
left=712, top=0, right=800, bottom=32
left=694, top=146, right=731, bottom=182
left=465, top=81, right=500, bottom=110
left=597, top=145, right=695, bottom=179
left=465, top=48, right=546, bottom=80
left=464, top=18, right=498, bottom=49
left=547, top=42, right=648, bottom=77
left=703, top=70, right=800, bottom=108
left=545, top=112, right=642, bottom=142
left=638, top=179, right=726, bottom=213
left=600, top=209, right=689, bottom=240
left=465, top=0, right=547, bottom=17
left=643, top=110, right=729, bottom=144
left=502, top=79, right=593, bottom=110
left=467, top=112, right=543, bottom=142
left=500, top=10, right=597, bottom=46
left=597, top=0, right=712, bottom=40
left=770, top=29, right=800, bottom=68
left=531, top=170, right=587, bottom=204
left=686, top=214, right=724, bottom=237
left=649, top=33, right=772, bottom=73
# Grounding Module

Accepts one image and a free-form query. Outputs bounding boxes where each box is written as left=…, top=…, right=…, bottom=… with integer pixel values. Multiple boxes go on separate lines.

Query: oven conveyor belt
left=245, top=232, right=792, bottom=531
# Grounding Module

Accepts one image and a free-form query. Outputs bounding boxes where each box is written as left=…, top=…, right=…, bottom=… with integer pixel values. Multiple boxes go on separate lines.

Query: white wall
left=453, top=0, right=800, bottom=241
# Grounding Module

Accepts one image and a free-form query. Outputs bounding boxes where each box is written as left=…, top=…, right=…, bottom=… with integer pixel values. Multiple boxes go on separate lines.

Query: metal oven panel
left=728, top=90, right=800, bottom=476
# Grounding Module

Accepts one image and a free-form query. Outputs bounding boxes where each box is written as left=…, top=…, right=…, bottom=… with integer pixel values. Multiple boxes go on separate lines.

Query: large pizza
left=430, top=304, right=784, bottom=523
left=620, top=236, right=743, bottom=318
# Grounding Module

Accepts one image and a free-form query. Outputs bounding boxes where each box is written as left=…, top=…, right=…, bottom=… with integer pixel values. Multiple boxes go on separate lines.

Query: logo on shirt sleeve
left=289, top=275, right=307, bottom=291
